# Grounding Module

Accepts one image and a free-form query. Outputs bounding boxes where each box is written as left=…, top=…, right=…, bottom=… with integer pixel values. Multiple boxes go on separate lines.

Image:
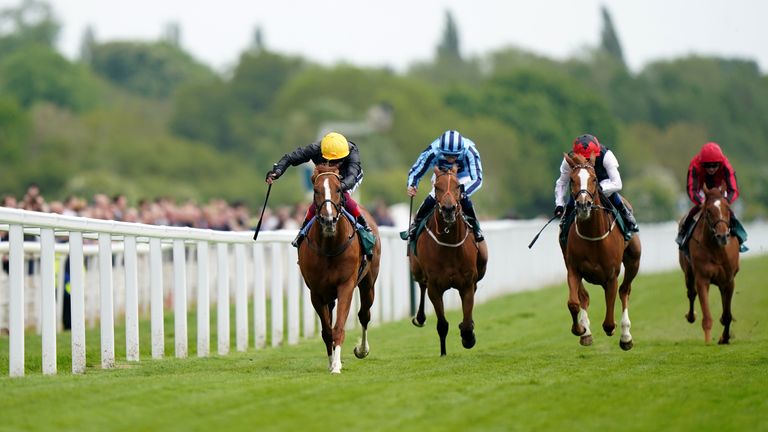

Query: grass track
left=1, top=256, right=767, bottom=431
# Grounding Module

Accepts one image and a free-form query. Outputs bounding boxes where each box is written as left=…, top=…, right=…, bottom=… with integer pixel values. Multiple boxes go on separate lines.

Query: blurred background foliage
left=1, top=0, right=766, bottom=221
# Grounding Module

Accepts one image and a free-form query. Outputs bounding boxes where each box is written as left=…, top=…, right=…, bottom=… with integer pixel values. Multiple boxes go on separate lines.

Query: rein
left=427, top=169, right=470, bottom=248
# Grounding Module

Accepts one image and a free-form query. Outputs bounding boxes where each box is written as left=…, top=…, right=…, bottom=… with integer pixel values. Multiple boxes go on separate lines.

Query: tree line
left=1, top=1, right=766, bottom=221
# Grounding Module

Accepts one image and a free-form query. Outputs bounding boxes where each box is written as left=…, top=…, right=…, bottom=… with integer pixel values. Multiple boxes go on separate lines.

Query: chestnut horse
left=561, top=153, right=641, bottom=350
left=298, top=164, right=381, bottom=373
left=679, top=183, right=739, bottom=344
left=410, top=165, right=488, bottom=356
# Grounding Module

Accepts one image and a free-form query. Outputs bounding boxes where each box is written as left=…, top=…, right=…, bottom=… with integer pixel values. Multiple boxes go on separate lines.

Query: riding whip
left=252, top=183, right=272, bottom=241
left=527, top=215, right=559, bottom=249
left=405, top=195, right=414, bottom=256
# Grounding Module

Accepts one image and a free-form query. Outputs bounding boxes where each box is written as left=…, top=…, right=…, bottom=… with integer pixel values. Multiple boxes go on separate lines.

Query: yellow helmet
left=320, top=132, right=350, bottom=160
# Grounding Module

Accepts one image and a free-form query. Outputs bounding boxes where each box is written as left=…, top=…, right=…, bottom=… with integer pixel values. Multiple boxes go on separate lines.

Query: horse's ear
left=589, top=153, right=596, bottom=166
left=719, top=180, right=727, bottom=194
left=433, top=165, right=441, bottom=174
left=564, top=153, right=574, bottom=167
left=451, top=164, right=458, bottom=174
left=702, top=182, right=709, bottom=193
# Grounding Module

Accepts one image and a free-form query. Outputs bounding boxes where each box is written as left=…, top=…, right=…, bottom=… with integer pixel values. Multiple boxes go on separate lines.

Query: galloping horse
left=410, top=165, right=488, bottom=356
left=561, top=153, right=641, bottom=350
left=679, top=182, right=739, bottom=344
left=298, top=164, right=381, bottom=373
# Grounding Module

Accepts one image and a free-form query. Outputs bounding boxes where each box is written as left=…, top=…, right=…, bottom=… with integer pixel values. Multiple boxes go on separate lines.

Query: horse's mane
left=314, top=164, right=340, bottom=176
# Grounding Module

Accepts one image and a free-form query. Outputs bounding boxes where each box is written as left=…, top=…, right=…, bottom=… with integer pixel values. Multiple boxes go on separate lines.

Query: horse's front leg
left=412, top=280, right=427, bottom=327
left=718, top=279, right=735, bottom=345
left=683, top=263, right=697, bottom=323
left=329, top=280, right=357, bottom=374
left=427, top=286, right=449, bottom=356
left=311, top=295, right=334, bottom=370
left=695, top=275, right=713, bottom=343
left=618, top=278, right=634, bottom=351
left=458, top=282, right=476, bottom=349
left=602, top=277, right=618, bottom=337
left=567, top=270, right=591, bottom=345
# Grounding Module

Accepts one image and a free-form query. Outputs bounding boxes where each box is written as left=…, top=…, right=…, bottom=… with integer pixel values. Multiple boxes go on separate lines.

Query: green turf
left=1, top=256, right=766, bottom=431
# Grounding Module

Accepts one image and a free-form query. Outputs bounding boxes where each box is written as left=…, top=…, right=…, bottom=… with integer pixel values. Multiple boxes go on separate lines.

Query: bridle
left=702, top=199, right=731, bottom=242
left=426, top=169, right=471, bottom=247
left=305, top=170, right=356, bottom=257
left=570, top=163, right=618, bottom=241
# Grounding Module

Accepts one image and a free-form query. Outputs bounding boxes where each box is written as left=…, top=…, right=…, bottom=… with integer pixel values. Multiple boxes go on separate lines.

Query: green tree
left=0, top=0, right=59, bottom=55
left=600, top=6, right=625, bottom=67
left=437, top=10, right=461, bottom=61
left=89, top=41, right=214, bottom=98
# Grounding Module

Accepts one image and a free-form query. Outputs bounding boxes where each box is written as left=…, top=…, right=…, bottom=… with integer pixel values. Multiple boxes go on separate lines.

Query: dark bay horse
left=410, top=165, right=488, bottom=356
left=561, top=153, right=641, bottom=350
left=679, top=182, right=739, bottom=344
left=298, top=164, right=381, bottom=373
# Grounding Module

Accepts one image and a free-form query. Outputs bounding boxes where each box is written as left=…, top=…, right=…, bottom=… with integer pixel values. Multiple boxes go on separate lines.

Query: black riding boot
left=408, top=195, right=436, bottom=239
left=291, top=219, right=310, bottom=248
left=356, top=215, right=372, bottom=232
left=559, top=200, right=575, bottom=245
left=611, top=194, right=639, bottom=232
left=460, top=195, right=484, bottom=242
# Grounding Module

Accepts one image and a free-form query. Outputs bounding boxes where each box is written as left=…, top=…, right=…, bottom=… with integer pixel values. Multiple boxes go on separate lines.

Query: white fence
left=1, top=207, right=767, bottom=377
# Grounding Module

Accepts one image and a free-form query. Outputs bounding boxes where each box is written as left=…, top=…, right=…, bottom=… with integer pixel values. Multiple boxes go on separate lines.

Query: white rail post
left=124, top=235, right=139, bottom=362
left=40, top=228, right=57, bottom=375
left=9, top=224, right=25, bottom=377
left=286, top=246, right=300, bottom=345
left=301, top=275, right=315, bottom=339
left=173, top=239, right=188, bottom=358
left=99, top=233, right=115, bottom=369
left=149, top=238, right=164, bottom=359
left=216, top=242, right=230, bottom=355
left=270, top=243, right=284, bottom=347
left=235, top=243, right=248, bottom=352
left=69, top=232, right=86, bottom=374
left=196, top=241, right=210, bottom=357
left=252, top=243, right=266, bottom=349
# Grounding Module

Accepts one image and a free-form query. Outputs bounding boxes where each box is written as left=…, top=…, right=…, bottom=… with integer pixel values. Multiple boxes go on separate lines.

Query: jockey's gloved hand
left=554, top=206, right=564, bottom=218
left=265, top=168, right=282, bottom=183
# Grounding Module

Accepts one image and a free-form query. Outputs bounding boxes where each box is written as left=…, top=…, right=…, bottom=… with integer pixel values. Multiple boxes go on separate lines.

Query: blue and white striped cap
left=439, top=130, right=464, bottom=155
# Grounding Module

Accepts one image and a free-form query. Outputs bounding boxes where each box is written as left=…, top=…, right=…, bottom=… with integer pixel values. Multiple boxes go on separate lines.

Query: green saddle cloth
left=358, top=227, right=377, bottom=256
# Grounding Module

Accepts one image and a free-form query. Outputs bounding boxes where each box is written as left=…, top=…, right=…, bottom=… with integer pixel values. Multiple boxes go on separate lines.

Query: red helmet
left=572, top=134, right=601, bottom=158
left=699, top=142, right=725, bottom=163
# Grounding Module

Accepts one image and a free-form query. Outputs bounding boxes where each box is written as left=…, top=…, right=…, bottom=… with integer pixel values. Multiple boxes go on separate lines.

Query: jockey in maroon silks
left=676, top=141, right=746, bottom=250
left=265, top=132, right=371, bottom=248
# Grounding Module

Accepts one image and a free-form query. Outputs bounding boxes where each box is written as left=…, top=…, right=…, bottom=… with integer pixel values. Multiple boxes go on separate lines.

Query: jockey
left=265, top=132, right=371, bottom=248
left=554, top=134, right=639, bottom=243
left=676, top=141, right=744, bottom=249
left=406, top=130, right=485, bottom=242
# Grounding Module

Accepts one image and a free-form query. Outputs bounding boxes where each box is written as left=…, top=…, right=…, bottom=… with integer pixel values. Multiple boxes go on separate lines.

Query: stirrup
left=291, top=233, right=305, bottom=248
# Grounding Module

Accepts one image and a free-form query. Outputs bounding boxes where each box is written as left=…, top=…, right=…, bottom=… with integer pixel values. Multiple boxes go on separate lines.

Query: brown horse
left=679, top=182, right=739, bottom=344
left=298, top=164, right=381, bottom=373
left=410, top=165, right=488, bottom=356
left=560, top=153, right=641, bottom=350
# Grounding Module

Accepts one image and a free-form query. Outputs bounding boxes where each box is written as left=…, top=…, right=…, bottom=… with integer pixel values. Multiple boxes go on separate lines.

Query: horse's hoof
left=620, top=339, right=633, bottom=351
left=572, top=325, right=586, bottom=337
left=603, top=325, right=615, bottom=337
left=580, top=335, right=593, bottom=346
left=461, top=333, right=476, bottom=349
left=412, top=317, right=425, bottom=327
left=353, top=345, right=369, bottom=359
left=718, top=335, right=731, bottom=345
left=685, top=312, right=696, bottom=323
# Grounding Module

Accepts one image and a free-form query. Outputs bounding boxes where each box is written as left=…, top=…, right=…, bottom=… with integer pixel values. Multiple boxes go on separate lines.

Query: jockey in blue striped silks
left=406, top=130, right=485, bottom=242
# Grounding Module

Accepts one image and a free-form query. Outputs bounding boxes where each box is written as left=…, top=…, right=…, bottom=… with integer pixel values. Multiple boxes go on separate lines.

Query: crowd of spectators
left=1, top=184, right=396, bottom=232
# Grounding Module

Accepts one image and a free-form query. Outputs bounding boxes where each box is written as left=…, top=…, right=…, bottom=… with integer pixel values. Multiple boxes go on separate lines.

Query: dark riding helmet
left=572, top=134, right=601, bottom=159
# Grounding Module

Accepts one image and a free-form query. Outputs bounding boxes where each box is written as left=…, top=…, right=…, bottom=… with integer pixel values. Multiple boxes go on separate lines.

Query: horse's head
left=312, top=164, right=344, bottom=237
left=701, top=182, right=731, bottom=247
left=565, top=152, right=599, bottom=220
left=433, top=164, right=461, bottom=225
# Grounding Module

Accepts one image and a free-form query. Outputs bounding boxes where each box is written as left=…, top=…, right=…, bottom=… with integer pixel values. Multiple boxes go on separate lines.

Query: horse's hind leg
left=428, top=287, right=449, bottom=356
left=354, top=277, right=376, bottom=359
left=412, top=280, right=427, bottom=328
left=619, top=239, right=640, bottom=350
left=718, top=280, right=734, bottom=345
left=682, top=258, right=697, bottom=323
left=458, top=283, right=476, bottom=349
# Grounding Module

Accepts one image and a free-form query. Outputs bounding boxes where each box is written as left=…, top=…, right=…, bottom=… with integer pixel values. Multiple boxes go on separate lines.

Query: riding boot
left=460, top=195, right=484, bottom=242
left=559, top=200, right=574, bottom=245
left=611, top=194, right=639, bottom=232
left=409, top=195, right=436, bottom=239
left=356, top=215, right=372, bottom=232
left=291, top=219, right=310, bottom=248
